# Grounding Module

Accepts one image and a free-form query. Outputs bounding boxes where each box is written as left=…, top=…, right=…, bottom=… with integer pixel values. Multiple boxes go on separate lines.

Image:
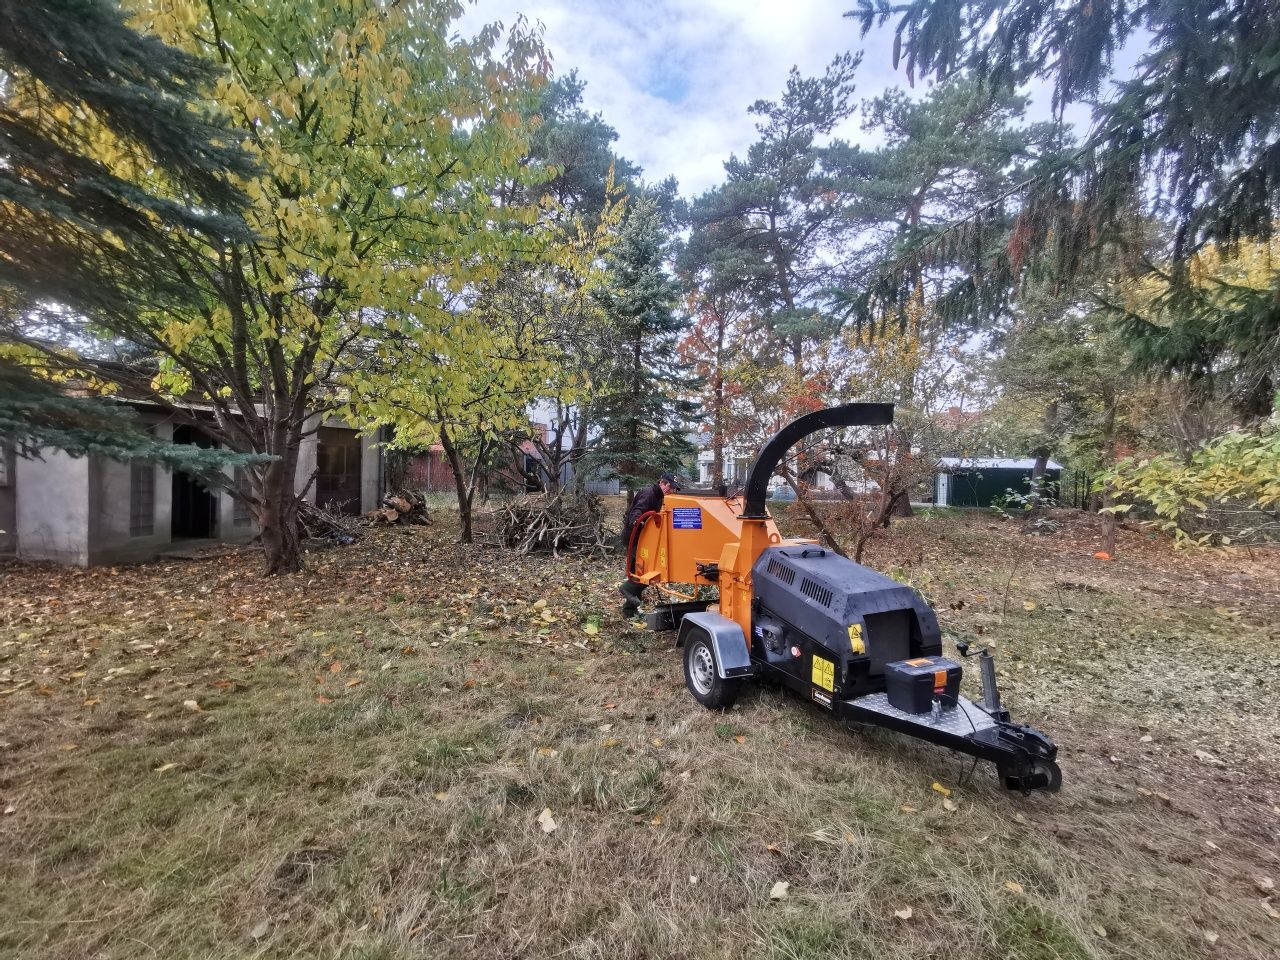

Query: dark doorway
left=171, top=425, right=217, bottom=539
left=316, top=427, right=363, bottom=515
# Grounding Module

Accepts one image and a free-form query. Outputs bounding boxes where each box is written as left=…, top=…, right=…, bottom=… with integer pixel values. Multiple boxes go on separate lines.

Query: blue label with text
left=671, top=507, right=703, bottom=530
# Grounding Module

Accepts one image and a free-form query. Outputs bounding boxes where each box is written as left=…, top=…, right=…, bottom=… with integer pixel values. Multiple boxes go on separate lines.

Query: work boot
left=617, top=580, right=643, bottom=614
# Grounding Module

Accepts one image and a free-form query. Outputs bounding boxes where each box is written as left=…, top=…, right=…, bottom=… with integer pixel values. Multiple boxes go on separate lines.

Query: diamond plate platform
left=850, top=693, right=997, bottom=736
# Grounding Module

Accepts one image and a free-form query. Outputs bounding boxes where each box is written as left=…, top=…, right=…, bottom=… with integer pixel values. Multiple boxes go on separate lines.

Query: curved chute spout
left=741, top=403, right=895, bottom=519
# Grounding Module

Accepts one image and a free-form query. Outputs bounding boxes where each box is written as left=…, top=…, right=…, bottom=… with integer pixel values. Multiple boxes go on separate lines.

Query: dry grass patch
left=1, top=511, right=1277, bottom=959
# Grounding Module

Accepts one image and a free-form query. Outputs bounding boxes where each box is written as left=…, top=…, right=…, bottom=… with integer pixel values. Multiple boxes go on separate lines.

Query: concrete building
left=0, top=407, right=380, bottom=567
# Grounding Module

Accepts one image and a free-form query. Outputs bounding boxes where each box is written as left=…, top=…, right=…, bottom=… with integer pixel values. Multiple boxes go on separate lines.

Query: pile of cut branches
left=364, top=491, right=430, bottom=527
left=298, top=500, right=362, bottom=544
left=494, top=489, right=611, bottom=556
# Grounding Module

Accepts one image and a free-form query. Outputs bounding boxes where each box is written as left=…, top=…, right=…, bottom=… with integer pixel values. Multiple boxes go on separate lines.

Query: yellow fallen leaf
left=59, top=743, right=78, bottom=751
left=1093, top=925, right=1108, bottom=938
left=900, top=805, right=918, bottom=813
left=154, top=762, right=178, bottom=773
left=650, top=814, right=663, bottom=826
left=582, top=623, right=599, bottom=635
left=1003, top=881, right=1025, bottom=895
left=434, top=791, right=448, bottom=801
left=931, top=782, right=952, bottom=798
left=536, top=746, right=558, bottom=758
left=650, top=738, right=664, bottom=747
left=1023, top=600, right=1037, bottom=611
left=532, top=599, right=547, bottom=610
left=83, top=698, right=100, bottom=707
left=894, top=907, right=913, bottom=920
left=345, top=678, right=363, bottom=688
left=537, top=808, right=557, bottom=834
left=602, top=737, right=620, bottom=748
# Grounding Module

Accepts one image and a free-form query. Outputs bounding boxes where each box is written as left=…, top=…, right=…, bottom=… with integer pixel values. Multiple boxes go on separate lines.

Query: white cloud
left=459, top=1, right=1132, bottom=197
left=460, top=0, right=903, bottom=195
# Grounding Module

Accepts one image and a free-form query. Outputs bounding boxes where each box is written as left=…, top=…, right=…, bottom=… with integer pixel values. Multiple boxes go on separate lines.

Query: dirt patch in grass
left=1, top=509, right=1278, bottom=959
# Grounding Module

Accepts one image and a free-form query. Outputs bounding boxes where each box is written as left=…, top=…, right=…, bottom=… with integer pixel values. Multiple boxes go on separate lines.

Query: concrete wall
left=0, top=446, right=16, bottom=556
left=6, top=412, right=374, bottom=567
left=16, top=449, right=91, bottom=565
left=298, top=417, right=381, bottom=511
left=360, top=430, right=380, bottom=512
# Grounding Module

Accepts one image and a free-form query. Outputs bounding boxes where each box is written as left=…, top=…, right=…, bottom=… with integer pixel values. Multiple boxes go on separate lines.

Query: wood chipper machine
left=625, top=403, right=1061, bottom=792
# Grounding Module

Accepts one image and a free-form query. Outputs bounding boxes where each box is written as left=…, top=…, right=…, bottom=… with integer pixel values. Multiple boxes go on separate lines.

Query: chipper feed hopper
left=626, top=403, right=1061, bottom=792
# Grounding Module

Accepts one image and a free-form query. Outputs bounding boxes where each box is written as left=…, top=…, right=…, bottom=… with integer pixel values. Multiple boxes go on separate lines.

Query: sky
left=459, top=0, right=910, bottom=197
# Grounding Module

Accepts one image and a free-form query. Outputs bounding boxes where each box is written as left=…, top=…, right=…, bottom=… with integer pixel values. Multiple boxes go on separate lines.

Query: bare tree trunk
left=779, top=464, right=848, bottom=557
left=1099, top=386, right=1119, bottom=557
left=438, top=424, right=475, bottom=544
left=255, top=438, right=303, bottom=574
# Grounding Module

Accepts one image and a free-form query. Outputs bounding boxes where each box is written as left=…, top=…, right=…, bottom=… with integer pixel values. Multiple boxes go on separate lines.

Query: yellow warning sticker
left=847, top=623, right=864, bottom=654
left=811, top=655, right=835, bottom=692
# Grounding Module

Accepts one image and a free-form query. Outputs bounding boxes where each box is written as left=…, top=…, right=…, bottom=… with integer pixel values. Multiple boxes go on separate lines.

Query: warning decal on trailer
left=671, top=507, right=703, bottom=529
left=811, top=655, right=835, bottom=692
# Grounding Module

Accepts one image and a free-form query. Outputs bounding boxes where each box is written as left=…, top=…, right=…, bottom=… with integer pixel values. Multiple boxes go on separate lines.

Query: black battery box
left=885, top=657, right=962, bottom=713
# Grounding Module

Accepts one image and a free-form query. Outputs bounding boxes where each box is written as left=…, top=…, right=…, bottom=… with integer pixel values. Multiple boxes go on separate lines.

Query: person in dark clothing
left=618, top=471, right=679, bottom=613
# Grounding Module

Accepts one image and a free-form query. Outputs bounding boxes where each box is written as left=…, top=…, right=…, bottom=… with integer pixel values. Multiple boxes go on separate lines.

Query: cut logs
left=494, top=490, right=611, bottom=556
left=364, top=490, right=430, bottom=527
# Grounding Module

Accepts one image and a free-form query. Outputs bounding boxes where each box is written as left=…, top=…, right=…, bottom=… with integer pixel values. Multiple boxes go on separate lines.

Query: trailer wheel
left=683, top=627, right=741, bottom=710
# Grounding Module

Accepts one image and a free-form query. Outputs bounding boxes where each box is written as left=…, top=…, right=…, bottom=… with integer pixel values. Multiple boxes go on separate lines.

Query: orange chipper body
left=627, top=493, right=811, bottom=640
left=620, top=402, right=1062, bottom=794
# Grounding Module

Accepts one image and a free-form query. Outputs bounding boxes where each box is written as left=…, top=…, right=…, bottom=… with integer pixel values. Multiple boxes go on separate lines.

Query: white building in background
left=694, top=443, right=837, bottom=493
left=0, top=401, right=380, bottom=567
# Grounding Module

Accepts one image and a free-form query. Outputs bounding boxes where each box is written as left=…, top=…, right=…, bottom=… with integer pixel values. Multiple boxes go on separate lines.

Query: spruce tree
left=0, top=0, right=254, bottom=471
left=848, top=0, right=1280, bottom=415
left=588, top=198, right=696, bottom=496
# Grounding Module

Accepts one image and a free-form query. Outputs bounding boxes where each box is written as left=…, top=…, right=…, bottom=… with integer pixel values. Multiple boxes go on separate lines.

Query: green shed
left=935, top=458, right=1063, bottom=509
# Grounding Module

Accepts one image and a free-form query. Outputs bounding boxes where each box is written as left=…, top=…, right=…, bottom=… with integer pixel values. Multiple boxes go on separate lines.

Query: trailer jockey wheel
left=683, top=627, right=741, bottom=711
left=1036, top=759, right=1063, bottom=793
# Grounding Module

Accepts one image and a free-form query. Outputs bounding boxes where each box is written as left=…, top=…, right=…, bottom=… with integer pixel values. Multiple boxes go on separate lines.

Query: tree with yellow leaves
left=8, top=0, right=554, bottom=572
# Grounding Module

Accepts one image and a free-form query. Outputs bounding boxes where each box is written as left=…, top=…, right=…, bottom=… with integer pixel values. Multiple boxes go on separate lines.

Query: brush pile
left=364, top=490, right=431, bottom=527
left=494, top=489, right=612, bottom=556
left=298, top=500, right=362, bottom=544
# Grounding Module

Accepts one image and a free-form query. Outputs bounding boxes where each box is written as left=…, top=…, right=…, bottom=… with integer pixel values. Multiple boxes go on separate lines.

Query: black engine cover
left=751, top=545, right=942, bottom=702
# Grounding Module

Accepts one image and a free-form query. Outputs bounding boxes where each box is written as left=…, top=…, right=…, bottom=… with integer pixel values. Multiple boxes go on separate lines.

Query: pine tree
left=588, top=198, right=696, bottom=496
left=688, top=55, right=872, bottom=375
left=839, top=75, right=1063, bottom=337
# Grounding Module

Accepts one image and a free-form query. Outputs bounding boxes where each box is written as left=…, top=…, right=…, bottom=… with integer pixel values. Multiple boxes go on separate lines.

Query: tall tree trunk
left=255, top=436, right=303, bottom=574
left=438, top=424, right=474, bottom=544
left=1099, top=386, right=1119, bottom=556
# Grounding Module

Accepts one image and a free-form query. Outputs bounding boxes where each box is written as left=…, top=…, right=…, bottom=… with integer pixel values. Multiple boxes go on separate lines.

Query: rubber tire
left=683, top=627, right=741, bottom=711
left=1036, top=758, right=1063, bottom=793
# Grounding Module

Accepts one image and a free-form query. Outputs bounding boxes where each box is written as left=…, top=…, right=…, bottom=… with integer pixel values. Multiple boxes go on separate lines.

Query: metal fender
left=676, top=612, right=756, bottom=679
